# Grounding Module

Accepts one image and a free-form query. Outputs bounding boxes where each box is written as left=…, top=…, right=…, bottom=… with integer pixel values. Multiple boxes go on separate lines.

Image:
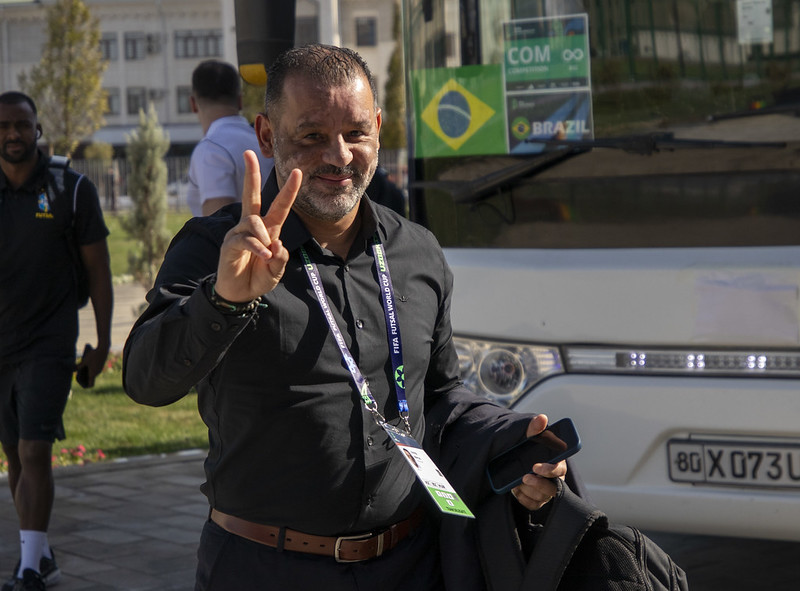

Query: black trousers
left=195, top=517, right=445, bottom=591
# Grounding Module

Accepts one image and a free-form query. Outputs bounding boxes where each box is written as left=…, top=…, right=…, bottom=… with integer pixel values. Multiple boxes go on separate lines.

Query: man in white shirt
left=186, top=60, right=274, bottom=217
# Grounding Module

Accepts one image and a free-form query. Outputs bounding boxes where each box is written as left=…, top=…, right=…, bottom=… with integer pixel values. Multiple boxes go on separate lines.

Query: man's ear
left=255, top=113, right=275, bottom=158
left=190, top=95, right=199, bottom=114
left=35, top=124, right=43, bottom=140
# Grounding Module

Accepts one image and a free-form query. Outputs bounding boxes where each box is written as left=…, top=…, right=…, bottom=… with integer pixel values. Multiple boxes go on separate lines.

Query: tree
left=83, top=141, right=113, bottom=162
left=381, top=1, right=406, bottom=149
left=18, top=0, right=108, bottom=157
left=122, top=104, right=171, bottom=291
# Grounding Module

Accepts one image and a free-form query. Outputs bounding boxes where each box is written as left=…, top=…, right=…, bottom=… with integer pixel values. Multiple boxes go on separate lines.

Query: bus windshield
left=403, top=0, right=800, bottom=248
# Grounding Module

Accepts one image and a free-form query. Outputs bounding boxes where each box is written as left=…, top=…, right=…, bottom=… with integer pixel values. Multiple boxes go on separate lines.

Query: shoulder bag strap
left=520, top=479, right=607, bottom=591
left=71, top=174, right=84, bottom=230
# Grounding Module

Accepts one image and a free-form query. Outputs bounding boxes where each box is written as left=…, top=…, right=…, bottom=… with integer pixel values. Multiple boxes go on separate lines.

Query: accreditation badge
left=383, top=423, right=475, bottom=518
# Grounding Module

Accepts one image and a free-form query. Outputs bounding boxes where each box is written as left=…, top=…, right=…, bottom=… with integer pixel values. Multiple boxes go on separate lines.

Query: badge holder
left=383, top=423, right=474, bottom=518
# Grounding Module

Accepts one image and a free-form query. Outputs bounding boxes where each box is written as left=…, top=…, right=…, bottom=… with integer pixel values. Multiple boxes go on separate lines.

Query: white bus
left=403, top=0, right=800, bottom=541
left=235, top=0, right=800, bottom=541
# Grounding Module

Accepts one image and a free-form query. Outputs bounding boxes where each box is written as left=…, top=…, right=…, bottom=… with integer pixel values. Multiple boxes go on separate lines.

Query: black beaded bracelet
left=207, top=280, right=263, bottom=315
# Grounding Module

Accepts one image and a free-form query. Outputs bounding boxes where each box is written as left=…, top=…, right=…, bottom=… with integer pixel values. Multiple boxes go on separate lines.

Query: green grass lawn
left=1, top=347, right=208, bottom=473
left=60, top=358, right=208, bottom=464
left=105, top=208, right=192, bottom=277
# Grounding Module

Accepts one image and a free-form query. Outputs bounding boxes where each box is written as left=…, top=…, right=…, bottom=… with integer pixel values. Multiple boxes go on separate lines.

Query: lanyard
left=301, top=239, right=476, bottom=520
left=300, top=237, right=411, bottom=433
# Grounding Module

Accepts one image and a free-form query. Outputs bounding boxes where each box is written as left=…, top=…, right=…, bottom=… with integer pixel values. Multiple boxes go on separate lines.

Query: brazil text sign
left=504, top=14, right=593, bottom=154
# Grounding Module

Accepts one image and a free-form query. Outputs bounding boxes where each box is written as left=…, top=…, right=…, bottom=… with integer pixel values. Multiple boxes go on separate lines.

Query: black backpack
left=48, top=155, right=90, bottom=308
left=478, top=478, right=689, bottom=590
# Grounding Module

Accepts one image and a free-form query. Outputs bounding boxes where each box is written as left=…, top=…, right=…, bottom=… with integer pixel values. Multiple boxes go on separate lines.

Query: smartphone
left=76, top=343, right=93, bottom=388
left=486, top=417, right=581, bottom=494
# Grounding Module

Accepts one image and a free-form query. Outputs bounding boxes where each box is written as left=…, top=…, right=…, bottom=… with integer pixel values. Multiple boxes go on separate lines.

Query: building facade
left=0, top=0, right=399, bottom=151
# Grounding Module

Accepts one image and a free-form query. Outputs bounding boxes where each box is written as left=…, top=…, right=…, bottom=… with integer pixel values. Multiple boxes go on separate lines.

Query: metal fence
left=71, top=156, right=191, bottom=212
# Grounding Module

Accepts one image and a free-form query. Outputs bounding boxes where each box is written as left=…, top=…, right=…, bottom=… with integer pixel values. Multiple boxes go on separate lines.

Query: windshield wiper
left=412, top=132, right=786, bottom=204
left=525, top=132, right=786, bottom=155
left=411, top=146, right=585, bottom=203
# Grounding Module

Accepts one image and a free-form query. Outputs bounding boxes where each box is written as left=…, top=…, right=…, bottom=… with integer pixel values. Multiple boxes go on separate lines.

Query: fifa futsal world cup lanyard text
left=300, top=239, right=474, bottom=518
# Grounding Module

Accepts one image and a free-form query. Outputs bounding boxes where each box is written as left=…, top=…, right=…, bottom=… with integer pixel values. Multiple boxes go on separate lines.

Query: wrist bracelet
left=208, top=281, right=263, bottom=315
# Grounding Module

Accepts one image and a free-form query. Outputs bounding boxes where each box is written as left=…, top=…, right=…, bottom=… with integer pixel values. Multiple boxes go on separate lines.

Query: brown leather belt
left=210, top=507, right=425, bottom=563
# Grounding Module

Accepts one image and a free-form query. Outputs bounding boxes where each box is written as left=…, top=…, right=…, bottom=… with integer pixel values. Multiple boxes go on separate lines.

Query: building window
left=355, top=17, right=377, bottom=47
left=177, top=86, right=192, bottom=114
left=100, top=32, right=118, bottom=61
left=174, top=30, right=223, bottom=58
left=146, top=34, right=162, bottom=55
left=296, top=16, right=319, bottom=46
left=124, top=32, right=147, bottom=60
left=127, top=87, right=147, bottom=115
left=105, top=88, right=121, bottom=115
left=7, top=22, right=44, bottom=62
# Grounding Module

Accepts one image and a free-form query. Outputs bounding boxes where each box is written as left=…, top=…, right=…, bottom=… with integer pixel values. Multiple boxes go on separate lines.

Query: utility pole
left=317, top=0, right=340, bottom=46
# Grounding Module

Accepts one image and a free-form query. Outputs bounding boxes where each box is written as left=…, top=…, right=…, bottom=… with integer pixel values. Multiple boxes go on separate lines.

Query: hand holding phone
left=76, top=343, right=94, bottom=388
left=486, top=417, right=581, bottom=494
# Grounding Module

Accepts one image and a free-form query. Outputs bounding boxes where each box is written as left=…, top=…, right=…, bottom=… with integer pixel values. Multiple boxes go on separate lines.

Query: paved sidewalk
left=0, top=451, right=207, bottom=590
left=0, top=283, right=204, bottom=589
left=78, top=282, right=149, bottom=354
left=2, top=450, right=799, bottom=590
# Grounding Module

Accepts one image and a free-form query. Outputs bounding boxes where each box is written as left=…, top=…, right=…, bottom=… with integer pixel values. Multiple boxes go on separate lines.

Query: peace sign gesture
left=215, top=150, right=302, bottom=303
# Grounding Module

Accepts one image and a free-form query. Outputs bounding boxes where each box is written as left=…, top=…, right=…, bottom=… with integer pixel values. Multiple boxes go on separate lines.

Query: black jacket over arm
left=426, top=390, right=588, bottom=591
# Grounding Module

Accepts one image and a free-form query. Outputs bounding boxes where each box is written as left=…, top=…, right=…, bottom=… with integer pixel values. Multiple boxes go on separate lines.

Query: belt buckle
left=334, top=531, right=380, bottom=563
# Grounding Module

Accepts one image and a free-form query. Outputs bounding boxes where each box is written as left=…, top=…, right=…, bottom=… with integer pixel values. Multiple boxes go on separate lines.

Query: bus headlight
left=454, top=337, right=564, bottom=406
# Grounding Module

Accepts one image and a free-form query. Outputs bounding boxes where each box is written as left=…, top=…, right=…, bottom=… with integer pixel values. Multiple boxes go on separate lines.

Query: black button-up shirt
left=123, top=170, right=462, bottom=535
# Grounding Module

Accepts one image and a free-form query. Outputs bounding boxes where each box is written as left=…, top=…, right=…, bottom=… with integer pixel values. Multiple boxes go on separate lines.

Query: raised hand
left=215, top=150, right=302, bottom=302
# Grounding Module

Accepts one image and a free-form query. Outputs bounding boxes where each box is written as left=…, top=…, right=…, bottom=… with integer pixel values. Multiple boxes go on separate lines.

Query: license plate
left=668, top=439, right=800, bottom=489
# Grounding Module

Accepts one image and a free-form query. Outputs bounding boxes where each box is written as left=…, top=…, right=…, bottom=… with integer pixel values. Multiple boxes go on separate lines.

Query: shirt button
left=366, top=495, right=375, bottom=506
left=210, top=322, right=222, bottom=332
left=344, top=265, right=350, bottom=272
left=367, top=436, right=374, bottom=446
left=356, top=319, right=364, bottom=329
left=183, top=358, right=192, bottom=367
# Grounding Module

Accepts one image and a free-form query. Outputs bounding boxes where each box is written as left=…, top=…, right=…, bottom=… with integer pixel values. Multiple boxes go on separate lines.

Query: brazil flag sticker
left=412, top=64, right=506, bottom=158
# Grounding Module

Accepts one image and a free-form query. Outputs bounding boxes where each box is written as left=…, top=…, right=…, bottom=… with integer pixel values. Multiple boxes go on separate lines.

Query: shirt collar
left=206, top=115, right=250, bottom=136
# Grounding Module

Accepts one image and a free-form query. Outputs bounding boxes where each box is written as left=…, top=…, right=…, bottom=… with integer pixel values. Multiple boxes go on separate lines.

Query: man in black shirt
left=123, top=45, right=565, bottom=590
left=0, top=91, right=113, bottom=591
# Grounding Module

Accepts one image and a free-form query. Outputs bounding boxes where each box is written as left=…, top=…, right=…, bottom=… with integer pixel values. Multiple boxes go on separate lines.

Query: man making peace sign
left=123, top=44, right=566, bottom=591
